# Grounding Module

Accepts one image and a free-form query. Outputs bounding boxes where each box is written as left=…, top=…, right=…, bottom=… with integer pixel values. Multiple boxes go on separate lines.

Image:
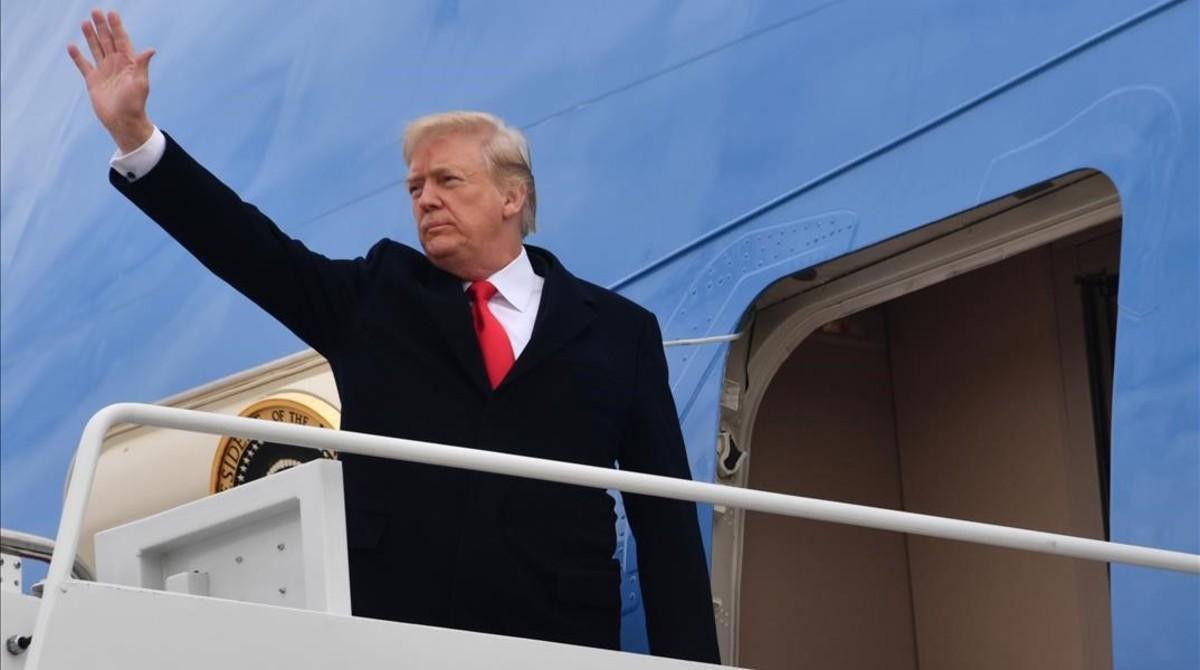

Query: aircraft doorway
left=712, top=172, right=1119, bottom=669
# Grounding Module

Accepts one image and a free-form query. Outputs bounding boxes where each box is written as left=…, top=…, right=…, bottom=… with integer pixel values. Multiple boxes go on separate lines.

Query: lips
left=422, top=221, right=454, bottom=236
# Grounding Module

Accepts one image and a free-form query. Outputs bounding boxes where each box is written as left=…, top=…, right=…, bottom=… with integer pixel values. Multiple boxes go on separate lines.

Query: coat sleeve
left=109, top=131, right=381, bottom=357
left=617, top=313, right=721, bottom=664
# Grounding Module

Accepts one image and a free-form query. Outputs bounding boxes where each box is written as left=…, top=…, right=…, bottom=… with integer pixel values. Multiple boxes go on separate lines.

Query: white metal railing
left=30, top=402, right=1200, bottom=661
left=663, top=333, right=741, bottom=347
left=0, top=529, right=94, bottom=582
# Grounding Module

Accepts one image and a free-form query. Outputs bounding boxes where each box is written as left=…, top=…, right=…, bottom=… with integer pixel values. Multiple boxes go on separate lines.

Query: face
left=406, top=131, right=524, bottom=280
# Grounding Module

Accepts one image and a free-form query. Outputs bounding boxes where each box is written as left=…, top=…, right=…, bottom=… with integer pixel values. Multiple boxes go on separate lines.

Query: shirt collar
left=463, top=247, right=537, bottom=312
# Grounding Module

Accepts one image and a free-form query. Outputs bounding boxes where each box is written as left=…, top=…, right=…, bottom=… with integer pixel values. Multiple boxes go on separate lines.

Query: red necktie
left=468, top=281, right=515, bottom=389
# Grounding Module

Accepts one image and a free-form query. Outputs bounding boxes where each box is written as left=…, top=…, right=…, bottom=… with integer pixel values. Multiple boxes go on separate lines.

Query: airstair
left=3, top=403, right=1198, bottom=669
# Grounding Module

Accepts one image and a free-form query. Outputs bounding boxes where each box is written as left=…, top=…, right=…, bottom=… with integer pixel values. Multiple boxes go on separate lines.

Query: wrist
left=110, top=117, right=155, bottom=154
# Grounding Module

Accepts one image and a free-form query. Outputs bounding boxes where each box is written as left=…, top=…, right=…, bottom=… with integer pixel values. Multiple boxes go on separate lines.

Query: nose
left=416, top=183, right=442, bottom=211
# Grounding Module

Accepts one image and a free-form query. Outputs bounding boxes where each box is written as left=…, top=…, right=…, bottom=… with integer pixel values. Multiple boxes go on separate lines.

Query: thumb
left=136, top=48, right=156, bottom=71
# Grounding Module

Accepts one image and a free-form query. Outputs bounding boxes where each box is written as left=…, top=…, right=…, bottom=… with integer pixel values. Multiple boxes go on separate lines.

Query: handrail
left=0, top=529, right=94, bottom=582
left=44, top=403, right=1200, bottom=590
left=663, top=333, right=741, bottom=347
left=28, top=402, right=1200, bottom=665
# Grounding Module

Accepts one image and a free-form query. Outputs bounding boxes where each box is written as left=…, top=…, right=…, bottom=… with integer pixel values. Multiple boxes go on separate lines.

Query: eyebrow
left=406, top=165, right=463, bottom=188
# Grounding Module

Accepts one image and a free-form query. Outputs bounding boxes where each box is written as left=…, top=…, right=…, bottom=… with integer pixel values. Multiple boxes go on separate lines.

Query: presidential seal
left=210, top=392, right=341, bottom=494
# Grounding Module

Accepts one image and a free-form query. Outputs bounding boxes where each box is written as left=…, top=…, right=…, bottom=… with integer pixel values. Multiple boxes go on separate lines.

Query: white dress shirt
left=110, top=126, right=166, bottom=181
left=465, top=248, right=543, bottom=359
left=110, top=128, right=544, bottom=357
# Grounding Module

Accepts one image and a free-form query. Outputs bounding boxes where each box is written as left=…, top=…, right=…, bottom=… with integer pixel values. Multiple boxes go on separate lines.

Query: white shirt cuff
left=110, top=126, right=166, bottom=182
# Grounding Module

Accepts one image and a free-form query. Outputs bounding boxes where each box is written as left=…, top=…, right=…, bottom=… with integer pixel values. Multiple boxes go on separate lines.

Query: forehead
left=407, top=130, right=488, bottom=174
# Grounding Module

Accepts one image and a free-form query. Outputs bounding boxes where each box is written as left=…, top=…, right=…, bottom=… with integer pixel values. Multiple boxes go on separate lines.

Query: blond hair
left=403, top=111, right=537, bottom=236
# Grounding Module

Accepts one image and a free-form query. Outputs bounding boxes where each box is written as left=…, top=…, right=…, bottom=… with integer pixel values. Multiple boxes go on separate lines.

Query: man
left=69, top=10, right=719, bottom=663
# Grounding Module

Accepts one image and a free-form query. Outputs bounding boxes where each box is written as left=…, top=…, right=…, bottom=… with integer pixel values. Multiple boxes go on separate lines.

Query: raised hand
left=67, top=10, right=156, bottom=153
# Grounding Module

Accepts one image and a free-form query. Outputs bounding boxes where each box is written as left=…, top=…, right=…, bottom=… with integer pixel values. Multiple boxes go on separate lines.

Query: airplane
left=2, top=1, right=1197, bottom=667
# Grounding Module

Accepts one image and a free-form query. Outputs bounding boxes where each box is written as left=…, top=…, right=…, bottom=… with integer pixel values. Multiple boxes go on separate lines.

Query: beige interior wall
left=740, top=309, right=917, bottom=670
left=887, top=239, right=1113, bottom=670
left=738, top=227, right=1117, bottom=669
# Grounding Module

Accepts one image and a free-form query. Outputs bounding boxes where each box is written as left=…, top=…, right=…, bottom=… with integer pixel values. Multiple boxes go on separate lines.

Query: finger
left=108, top=11, right=134, bottom=56
left=82, top=20, right=105, bottom=62
left=92, top=9, right=117, bottom=57
left=67, top=44, right=95, bottom=78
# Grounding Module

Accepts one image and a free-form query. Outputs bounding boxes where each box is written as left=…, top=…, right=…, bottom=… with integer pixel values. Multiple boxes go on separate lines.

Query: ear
left=501, top=182, right=527, bottom=220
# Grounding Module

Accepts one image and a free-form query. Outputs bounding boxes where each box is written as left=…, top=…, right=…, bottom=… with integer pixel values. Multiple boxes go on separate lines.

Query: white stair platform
left=30, top=579, right=723, bottom=669
left=94, top=459, right=349, bottom=615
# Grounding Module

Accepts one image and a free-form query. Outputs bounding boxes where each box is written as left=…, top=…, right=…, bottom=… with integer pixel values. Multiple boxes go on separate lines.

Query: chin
left=421, top=236, right=458, bottom=259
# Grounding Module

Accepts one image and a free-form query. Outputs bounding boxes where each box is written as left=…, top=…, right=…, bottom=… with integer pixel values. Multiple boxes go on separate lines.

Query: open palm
left=67, top=10, right=155, bottom=151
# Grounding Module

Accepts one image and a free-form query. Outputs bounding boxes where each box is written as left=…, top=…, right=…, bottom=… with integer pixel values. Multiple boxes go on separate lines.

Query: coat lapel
left=501, top=246, right=596, bottom=389
left=420, top=265, right=492, bottom=395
